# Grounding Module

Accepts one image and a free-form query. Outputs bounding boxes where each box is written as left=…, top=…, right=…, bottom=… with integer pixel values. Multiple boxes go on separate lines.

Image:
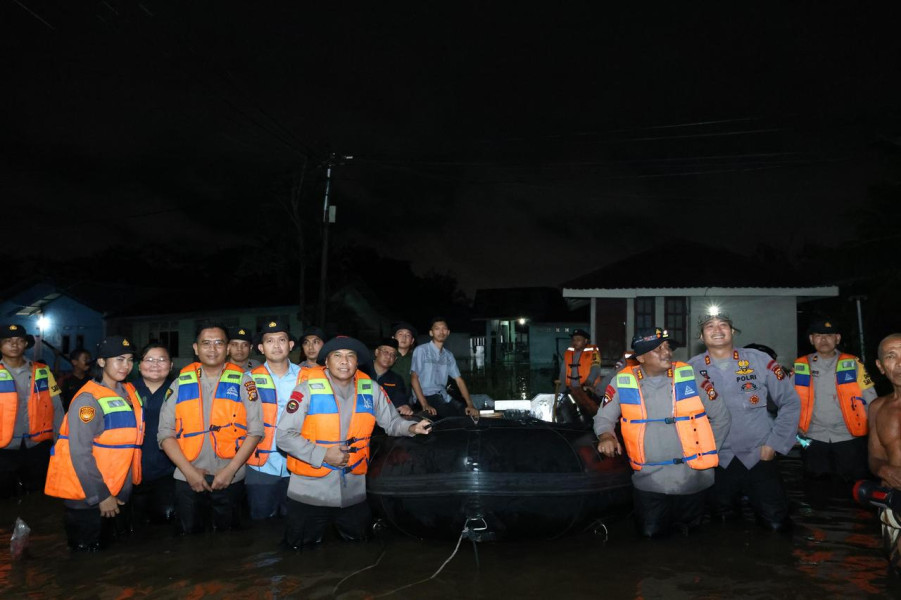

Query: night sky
left=4, top=3, right=901, bottom=294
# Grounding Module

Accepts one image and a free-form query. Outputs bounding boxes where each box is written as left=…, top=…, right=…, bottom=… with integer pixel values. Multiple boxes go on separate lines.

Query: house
left=471, top=287, right=589, bottom=368
left=562, top=243, right=839, bottom=364
left=0, top=281, right=105, bottom=369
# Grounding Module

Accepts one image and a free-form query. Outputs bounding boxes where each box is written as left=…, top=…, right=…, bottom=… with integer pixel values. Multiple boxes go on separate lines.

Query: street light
left=37, top=315, right=50, bottom=333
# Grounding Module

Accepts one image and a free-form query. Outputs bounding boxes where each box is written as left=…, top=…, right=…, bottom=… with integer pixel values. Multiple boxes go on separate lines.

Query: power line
left=10, top=0, right=56, bottom=30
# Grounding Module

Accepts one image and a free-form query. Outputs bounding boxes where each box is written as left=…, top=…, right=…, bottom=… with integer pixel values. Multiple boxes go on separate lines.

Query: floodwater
left=1, top=452, right=898, bottom=599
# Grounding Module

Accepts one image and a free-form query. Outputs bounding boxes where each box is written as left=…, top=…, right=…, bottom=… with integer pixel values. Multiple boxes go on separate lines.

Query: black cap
left=391, top=321, right=418, bottom=339
left=317, top=335, right=372, bottom=366
left=376, top=337, right=399, bottom=351
left=631, top=327, right=679, bottom=356
left=229, top=327, right=253, bottom=343
left=571, top=328, right=591, bottom=340
left=301, top=326, right=326, bottom=343
left=96, top=336, right=136, bottom=359
left=254, top=320, right=293, bottom=344
left=808, top=319, right=839, bottom=335
left=0, top=324, right=35, bottom=349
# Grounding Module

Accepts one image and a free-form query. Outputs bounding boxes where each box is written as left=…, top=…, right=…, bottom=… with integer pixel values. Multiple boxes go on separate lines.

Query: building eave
left=562, top=286, right=840, bottom=299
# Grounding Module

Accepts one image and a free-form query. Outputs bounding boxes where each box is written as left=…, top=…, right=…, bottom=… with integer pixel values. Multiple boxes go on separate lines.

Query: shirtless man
left=868, top=333, right=901, bottom=569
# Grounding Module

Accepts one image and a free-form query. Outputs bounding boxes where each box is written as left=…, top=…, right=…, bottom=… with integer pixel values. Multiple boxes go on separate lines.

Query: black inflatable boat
left=367, top=416, right=633, bottom=541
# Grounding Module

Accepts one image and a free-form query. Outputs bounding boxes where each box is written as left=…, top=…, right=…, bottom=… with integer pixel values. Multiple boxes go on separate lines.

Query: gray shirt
left=65, top=381, right=135, bottom=509
left=1, top=359, right=64, bottom=450
left=157, top=365, right=264, bottom=483
left=799, top=352, right=877, bottom=443
left=410, top=341, right=461, bottom=403
left=688, top=348, right=801, bottom=469
left=594, top=366, right=731, bottom=494
left=277, top=370, right=415, bottom=508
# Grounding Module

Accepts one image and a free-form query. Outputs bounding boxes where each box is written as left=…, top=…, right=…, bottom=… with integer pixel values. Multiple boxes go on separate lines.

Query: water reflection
left=2, top=453, right=899, bottom=598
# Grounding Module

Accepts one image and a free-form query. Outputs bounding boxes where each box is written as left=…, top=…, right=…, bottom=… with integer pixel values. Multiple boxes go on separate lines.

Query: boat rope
left=370, top=518, right=481, bottom=598
left=331, top=545, right=387, bottom=597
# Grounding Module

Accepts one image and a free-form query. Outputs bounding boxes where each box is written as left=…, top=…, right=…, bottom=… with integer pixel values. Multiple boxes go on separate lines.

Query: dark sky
left=3, top=3, right=901, bottom=293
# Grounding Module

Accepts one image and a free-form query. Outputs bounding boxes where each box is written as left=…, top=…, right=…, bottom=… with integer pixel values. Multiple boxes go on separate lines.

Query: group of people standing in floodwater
left=3, top=310, right=901, bottom=574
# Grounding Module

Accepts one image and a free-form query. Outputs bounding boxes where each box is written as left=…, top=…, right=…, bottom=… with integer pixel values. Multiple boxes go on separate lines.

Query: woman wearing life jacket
left=45, top=336, right=144, bottom=551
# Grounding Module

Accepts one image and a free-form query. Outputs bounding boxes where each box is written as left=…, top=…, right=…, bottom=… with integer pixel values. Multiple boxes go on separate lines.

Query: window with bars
left=634, top=297, right=655, bottom=331
left=664, top=297, right=688, bottom=346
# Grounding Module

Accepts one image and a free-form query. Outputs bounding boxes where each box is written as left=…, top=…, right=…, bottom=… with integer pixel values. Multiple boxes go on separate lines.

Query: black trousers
left=284, top=498, right=371, bottom=549
left=710, top=458, right=790, bottom=530
left=0, top=441, right=51, bottom=498
left=802, top=436, right=870, bottom=482
left=633, top=487, right=708, bottom=537
left=174, top=477, right=244, bottom=534
left=64, top=502, right=132, bottom=551
left=131, top=475, right=176, bottom=526
left=426, top=394, right=465, bottom=420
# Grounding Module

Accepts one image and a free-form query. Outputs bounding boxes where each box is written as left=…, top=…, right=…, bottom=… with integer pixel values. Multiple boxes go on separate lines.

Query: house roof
left=562, top=242, right=838, bottom=298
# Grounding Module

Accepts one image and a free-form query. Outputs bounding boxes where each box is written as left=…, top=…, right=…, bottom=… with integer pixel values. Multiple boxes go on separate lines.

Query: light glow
left=37, top=316, right=50, bottom=332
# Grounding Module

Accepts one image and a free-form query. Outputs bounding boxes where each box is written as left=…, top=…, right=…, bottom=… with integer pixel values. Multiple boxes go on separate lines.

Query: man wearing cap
left=688, top=312, right=800, bottom=531
left=228, top=328, right=260, bottom=372
left=556, top=328, right=604, bottom=418
left=299, top=326, right=326, bottom=370
left=372, top=338, right=412, bottom=416
left=244, top=321, right=301, bottom=520
left=596, top=328, right=730, bottom=537
left=277, top=335, right=432, bottom=549
left=158, top=321, right=263, bottom=533
left=0, top=323, right=64, bottom=498
left=411, top=317, right=478, bottom=419
left=390, top=322, right=417, bottom=390
left=794, top=319, right=876, bottom=482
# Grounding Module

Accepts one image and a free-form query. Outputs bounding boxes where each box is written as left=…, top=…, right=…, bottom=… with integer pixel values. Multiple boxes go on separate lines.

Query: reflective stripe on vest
left=617, top=363, right=718, bottom=471
left=246, top=366, right=278, bottom=467
left=0, top=362, right=55, bottom=447
left=175, top=363, right=248, bottom=461
left=794, top=354, right=868, bottom=436
left=287, top=374, right=376, bottom=477
left=45, top=381, right=144, bottom=500
left=563, top=346, right=600, bottom=388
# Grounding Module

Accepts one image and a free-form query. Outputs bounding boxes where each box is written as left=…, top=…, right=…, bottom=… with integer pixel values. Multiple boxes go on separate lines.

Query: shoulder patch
left=51, top=384, right=60, bottom=394
left=165, top=388, right=173, bottom=400
left=79, top=406, right=95, bottom=423
left=770, top=362, right=786, bottom=380
left=244, top=380, right=258, bottom=401
left=290, top=391, right=304, bottom=403
left=286, top=399, right=300, bottom=414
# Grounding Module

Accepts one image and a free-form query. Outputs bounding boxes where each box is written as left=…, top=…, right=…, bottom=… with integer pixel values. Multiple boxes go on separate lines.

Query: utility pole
left=317, top=153, right=352, bottom=326
left=849, top=295, right=868, bottom=363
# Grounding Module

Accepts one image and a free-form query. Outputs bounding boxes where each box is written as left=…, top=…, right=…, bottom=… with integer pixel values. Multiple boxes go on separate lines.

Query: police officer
left=0, top=323, right=64, bottom=498
left=244, top=320, right=300, bottom=520
left=794, top=319, right=876, bottom=482
left=688, top=311, right=800, bottom=531
left=277, top=336, right=431, bottom=549
left=158, top=321, right=263, bottom=534
left=228, top=327, right=260, bottom=371
left=45, top=336, right=143, bottom=551
left=597, top=327, right=730, bottom=536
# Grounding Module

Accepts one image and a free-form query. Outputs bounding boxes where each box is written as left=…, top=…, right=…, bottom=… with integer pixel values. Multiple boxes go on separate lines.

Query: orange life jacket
left=286, top=372, right=376, bottom=477
left=45, top=381, right=144, bottom=500
left=297, top=364, right=325, bottom=385
left=174, top=363, right=247, bottom=461
left=0, top=361, right=55, bottom=447
left=794, top=354, right=868, bottom=436
left=563, top=345, right=600, bottom=389
left=616, top=363, right=718, bottom=471
left=246, top=365, right=278, bottom=467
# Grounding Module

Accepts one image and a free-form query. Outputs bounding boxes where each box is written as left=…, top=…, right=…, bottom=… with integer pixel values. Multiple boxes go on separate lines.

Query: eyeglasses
left=200, top=340, right=226, bottom=348
left=142, top=357, right=171, bottom=364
